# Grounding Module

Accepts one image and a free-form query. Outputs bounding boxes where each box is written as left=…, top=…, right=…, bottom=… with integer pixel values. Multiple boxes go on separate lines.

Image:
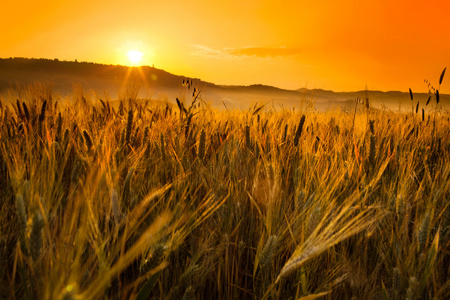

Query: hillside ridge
left=1, top=57, right=448, bottom=110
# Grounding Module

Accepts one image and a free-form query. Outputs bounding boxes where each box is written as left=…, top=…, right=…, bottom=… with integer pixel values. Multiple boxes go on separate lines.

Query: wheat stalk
left=182, top=286, right=195, bottom=300
left=276, top=199, right=383, bottom=283
left=198, top=129, right=206, bottom=160
left=111, top=189, right=121, bottom=225
left=293, top=115, right=306, bottom=147
left=259, top=235, right=278, bottom=269
left=30, top=211, right=43, bottom=262
left=125, top=109, right=133, bottom=145
left=406, top=277, right=419, bottom=300
left=83, top=130, right=93, bottom=151
left=15, top=194, right=29, bottom=255
left=245, top=125, right=251, bottom=149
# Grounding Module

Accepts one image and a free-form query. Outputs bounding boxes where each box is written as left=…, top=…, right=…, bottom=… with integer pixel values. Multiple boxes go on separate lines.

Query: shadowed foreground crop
left=0, top=84, right=449, bottom=299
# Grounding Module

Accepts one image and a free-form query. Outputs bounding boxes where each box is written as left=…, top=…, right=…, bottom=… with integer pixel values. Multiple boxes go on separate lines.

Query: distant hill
left=0, top=57, right=209, bottom=99
left=1, top=57, right=449, bottom=110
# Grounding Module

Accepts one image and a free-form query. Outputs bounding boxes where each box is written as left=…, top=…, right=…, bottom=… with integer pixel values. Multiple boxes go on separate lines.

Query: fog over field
left=2, top=58, right=448, bottom=112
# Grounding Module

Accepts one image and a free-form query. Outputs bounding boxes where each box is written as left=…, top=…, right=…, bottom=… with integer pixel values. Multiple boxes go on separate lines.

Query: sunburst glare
left=127, top=50, right=143, bottom=65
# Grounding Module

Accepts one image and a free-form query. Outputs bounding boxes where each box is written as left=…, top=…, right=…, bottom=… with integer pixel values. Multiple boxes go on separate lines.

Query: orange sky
left=1, top=0, right=449, bottom=92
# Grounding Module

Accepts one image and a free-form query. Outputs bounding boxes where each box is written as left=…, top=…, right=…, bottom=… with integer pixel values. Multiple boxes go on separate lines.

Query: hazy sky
left=1, top=0, right=449, bottom=92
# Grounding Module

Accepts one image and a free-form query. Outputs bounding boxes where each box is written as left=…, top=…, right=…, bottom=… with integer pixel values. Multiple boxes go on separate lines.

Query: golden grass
left=0, top=82, right=449, bottom=299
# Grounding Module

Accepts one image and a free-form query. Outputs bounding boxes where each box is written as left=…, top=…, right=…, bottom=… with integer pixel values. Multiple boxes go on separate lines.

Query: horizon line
left=0, top=56, right=442, bottom=95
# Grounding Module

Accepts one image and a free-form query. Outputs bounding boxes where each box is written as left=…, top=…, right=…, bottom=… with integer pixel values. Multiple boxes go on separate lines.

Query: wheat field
left=0, top=80, right=449, bottom=299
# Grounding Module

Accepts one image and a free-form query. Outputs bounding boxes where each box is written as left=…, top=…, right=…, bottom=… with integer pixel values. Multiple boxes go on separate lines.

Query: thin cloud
left=191, top=45, right=226, bottom=57
left=227, top=46, right=302, bottom=58
left=192, top=45, right=301, bottom=59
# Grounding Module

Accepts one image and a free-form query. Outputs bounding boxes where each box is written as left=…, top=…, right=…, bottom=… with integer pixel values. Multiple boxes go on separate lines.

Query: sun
left=127, top=50, right=143, bottom=65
